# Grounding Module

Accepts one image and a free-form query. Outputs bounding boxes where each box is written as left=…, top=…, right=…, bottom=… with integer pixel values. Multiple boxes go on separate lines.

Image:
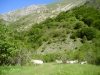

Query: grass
left=0, top=63, right=100, bottom=75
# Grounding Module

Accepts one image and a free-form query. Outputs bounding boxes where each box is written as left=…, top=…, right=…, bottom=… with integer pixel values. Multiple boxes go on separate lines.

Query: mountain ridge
left=0, top=0, right=86, bottom=31
left=1, top=4, right=48, bottom=22
left=0, top=0, right=85, bottom=23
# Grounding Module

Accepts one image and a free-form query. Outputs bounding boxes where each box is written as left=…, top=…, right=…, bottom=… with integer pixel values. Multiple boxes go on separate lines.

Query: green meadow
left=0, top=63, right=100, bottom=75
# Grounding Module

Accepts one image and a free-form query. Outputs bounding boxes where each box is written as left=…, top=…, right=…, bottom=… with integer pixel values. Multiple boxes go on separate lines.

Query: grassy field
left=0, top=63, right=100, bottom=75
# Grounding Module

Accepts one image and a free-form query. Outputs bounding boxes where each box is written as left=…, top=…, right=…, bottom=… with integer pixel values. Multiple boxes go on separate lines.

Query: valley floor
left=0, top=63, right=100, bottom=75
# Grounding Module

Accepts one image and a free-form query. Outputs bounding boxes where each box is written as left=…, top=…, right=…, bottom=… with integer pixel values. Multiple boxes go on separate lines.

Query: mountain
left=1, top=5, right=47, bottom=22
left=85, top=0, right=100, bottom=9
left=0, top=0, right=86, bottom=31
left=0, top=0, right=100, bottom=66
left=1, top=0, right=86, bottom=22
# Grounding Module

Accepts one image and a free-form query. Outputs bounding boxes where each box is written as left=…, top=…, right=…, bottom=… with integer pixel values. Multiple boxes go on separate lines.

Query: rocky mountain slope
left=1, top=5, right=47, bottom=22
left=1, top=0, right=85, bottom=22
left=85, top=0, right=100, bottom=9
left=0, top=0, right=86, bottom=31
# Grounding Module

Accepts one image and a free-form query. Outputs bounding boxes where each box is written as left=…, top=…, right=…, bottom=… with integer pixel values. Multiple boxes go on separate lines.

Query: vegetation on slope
left=0, top=24, right=18, bottom=65
left=0, top=5, right=100, bottom=66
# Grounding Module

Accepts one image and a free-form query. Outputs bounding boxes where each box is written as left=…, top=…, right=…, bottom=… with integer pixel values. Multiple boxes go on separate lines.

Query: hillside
left=85, top=0, right=100, bottom=9
left=0, top=0, right=86, bottom=31
left=0, top=0, right=100, bottom=66
left=1, top=0, right=85, bottom=22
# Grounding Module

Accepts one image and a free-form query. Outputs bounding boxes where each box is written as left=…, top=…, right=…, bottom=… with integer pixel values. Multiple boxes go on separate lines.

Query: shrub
left=43, top=54, right=55, bottom=62
left=77, top=27, right=98, bottom=40
left=92, top=20, right=100, bottom=30
left=0, top=41, right=18, bottom=65
left=55, top=11, right=67, bottom=22
left=74, top=21, right=83, bottom=29
left=81, top=36, right=87, bottom=43
left=83, top=17, right=94, bottom=26
left=94, top=55, right=100, bottom=65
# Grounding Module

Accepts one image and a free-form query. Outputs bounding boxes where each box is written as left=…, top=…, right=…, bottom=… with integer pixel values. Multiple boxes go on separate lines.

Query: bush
left=43, top=53, right=62, bottom=62
left=94, top=55, right=100, bottom=65
left=70, top=33, right=76, bottom=39
left=55, top=11, right=67, bottom=22
left=81, top=36, right=87, bottom=43
left=43, top=54, right=55, bottom=62
left=74, top=21, right=83, bottom=29
left=92, top=20, right=100, bottom=30
left=78, top=42, right=100, bottom=65
left=83, top=17, right=94, bottom=26
left=0, top=41, right=18, bottom=65
left=77, top=27, right=98, bottom=40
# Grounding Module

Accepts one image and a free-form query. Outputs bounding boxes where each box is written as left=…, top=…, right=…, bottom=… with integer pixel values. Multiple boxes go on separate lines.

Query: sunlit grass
left=0, top=63, right=100, bottom=75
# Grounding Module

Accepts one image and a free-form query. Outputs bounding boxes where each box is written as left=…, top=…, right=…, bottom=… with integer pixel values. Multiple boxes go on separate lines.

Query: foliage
left=43, top=53, right=62, bottom=62
left=0, top=24, right=18, bottom=65
left=83, top=17, right=94, bottom=26
left=81, top=36, right=87, bottom=43
left=78, top=40, right=100, bottom=65
left=1, top=4, right=100, bottom=66
left=72, top=27, right=98, bottom=40
left=92, top=20, right=100, bottom=30
left=0, top=40, right=18, bottom=65
left=55, top=11, right=67, bottom=22
left=73, top=5, right=100, bottom=26
left=74, top=21, right=83, bottom=29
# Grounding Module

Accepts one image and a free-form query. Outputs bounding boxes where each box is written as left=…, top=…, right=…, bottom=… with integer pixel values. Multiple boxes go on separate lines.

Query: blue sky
left=0, top=0, right=59, bottom=14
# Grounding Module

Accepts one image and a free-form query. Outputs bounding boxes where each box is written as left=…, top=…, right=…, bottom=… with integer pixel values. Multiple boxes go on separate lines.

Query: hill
left=85, top=0, right=100, bottom=9
left=0, top=0, right=100, bottom=66
left=0, top=0, right=85, bottom=31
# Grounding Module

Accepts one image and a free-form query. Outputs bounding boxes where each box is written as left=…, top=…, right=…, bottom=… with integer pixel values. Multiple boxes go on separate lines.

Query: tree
left=55, top=11, right=67, bottom=22
left=0, top=23, right=18, bottom=65
left=83, top=17, right=94, bottom=26
left=77, top=27, right=98, bottom=40
left=81, top=36, right=87, bottom=43
left=0, top=40, right=18, bottom=65
left=92, top=20, right=100, bottom=30
left=43, top=17, right=54, bottom=24
left=74, top=21, right=83, bottom=29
